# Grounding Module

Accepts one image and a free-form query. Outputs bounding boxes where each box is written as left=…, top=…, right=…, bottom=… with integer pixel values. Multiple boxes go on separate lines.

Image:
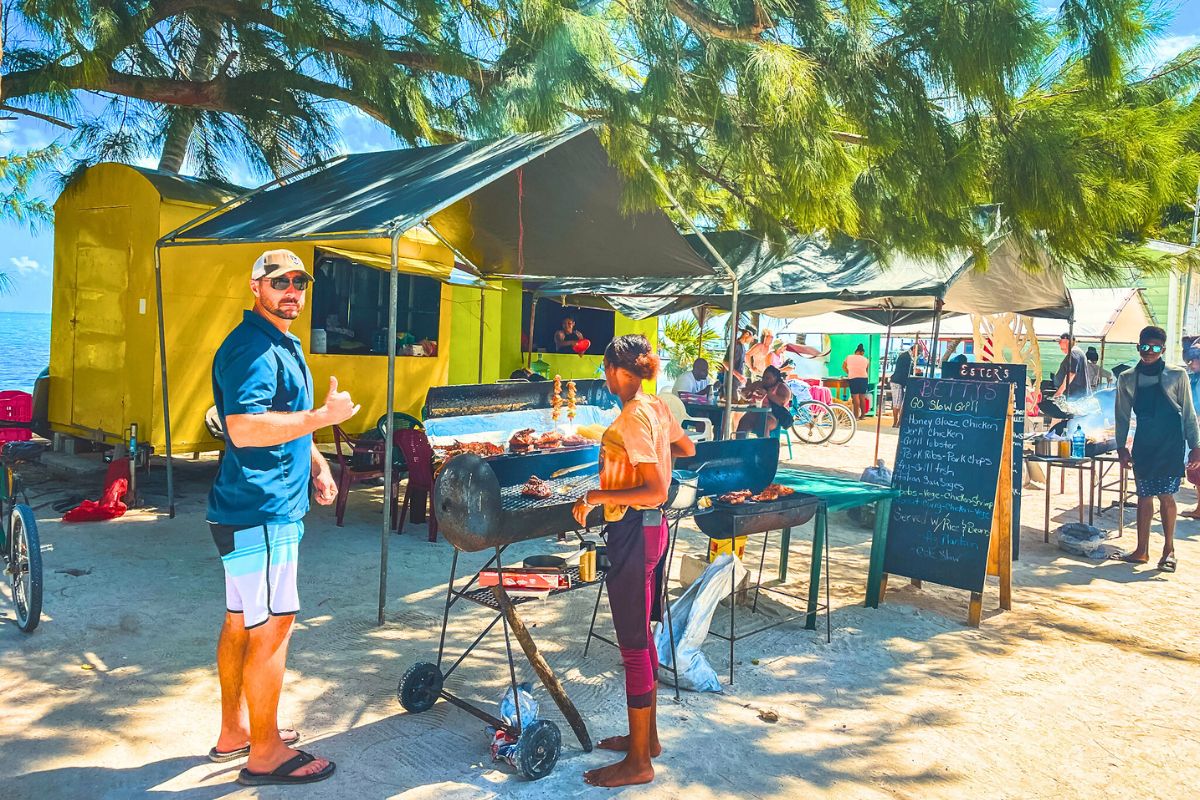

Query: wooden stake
left=967, top=592, right=983, bottom=627
left=492, top=587, right=593, bottom=752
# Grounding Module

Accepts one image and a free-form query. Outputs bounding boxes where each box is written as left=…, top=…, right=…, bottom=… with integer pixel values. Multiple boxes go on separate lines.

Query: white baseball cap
left=251, top=249, right=313, bottom=281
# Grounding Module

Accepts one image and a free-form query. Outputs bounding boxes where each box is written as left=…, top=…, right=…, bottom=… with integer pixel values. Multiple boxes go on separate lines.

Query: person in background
left=572, top=335, right=695, bottom=788
left=554, top=316, right=586, bottom=353
left=1114, top=326, right=1200, bottom=572
left=842, top=344, right=871, bottom=419
left=941, top=338, right=970, bottom=366
left=738, top=365, right=793, bottom=436
left=731, top=326, right=755, bottom=387
left=889, top=342, right=917, bottom=426
left=508, top=367, right=547, bottom=382
left=745, top=329, right=774, bottom=378
left=1086, top=346, right=1112, bottom=391
left=1053, top=333, right=1090, bottom=399
left=1185, top=347, right=1200, bottom=519
left=769, top=339, right=787, bottom=369
left=672, top=357, right=710, bottom=394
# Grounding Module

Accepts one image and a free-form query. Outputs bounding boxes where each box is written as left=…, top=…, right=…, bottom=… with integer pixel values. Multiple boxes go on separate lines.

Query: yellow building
left=48, top=163, right=655, bottom=454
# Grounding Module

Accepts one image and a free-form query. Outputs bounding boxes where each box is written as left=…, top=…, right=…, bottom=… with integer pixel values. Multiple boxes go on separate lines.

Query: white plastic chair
left=658, top=391, right=714, bottom=442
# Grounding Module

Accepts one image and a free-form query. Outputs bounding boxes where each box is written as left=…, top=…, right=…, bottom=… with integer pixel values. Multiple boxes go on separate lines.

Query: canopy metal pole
left=378, top=230, right=401, bottom=626
left=873, top=315, right=894, bottom=465
left=153, top=246, right=175, bottom=518
left=478, top=288, right=487, bottom=383
left=634, top=154, right=739, bottom=437
left=526, top=295, right=538, bottom=369
left=929, top=299, right=945, bottom=377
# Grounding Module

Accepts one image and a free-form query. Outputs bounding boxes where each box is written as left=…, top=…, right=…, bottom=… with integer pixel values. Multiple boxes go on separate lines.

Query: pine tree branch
left=0, top=104, right=75, bottom=130
left=667, top=0, right=773, bottom=41
left=144, top=0, right=498, bottom=90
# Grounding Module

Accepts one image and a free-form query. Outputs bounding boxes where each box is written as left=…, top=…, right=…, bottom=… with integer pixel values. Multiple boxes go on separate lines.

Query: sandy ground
left=2, top=423, right=1199, bottom=800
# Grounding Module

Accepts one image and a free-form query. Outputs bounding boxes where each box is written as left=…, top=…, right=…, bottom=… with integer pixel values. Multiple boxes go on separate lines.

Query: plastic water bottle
left=1071, top=425, right=1086, bottom=459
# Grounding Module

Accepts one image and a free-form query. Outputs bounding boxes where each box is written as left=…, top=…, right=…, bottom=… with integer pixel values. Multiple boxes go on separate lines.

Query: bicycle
left=791, top=398, right=838, bottom=445
left=1, top=445, right=42, bottom=632
left=826, top=401, right=858, bottom=446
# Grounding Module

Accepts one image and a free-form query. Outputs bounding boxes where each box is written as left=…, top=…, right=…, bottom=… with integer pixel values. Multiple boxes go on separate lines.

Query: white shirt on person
left=673, top=371, right=711, bottom=394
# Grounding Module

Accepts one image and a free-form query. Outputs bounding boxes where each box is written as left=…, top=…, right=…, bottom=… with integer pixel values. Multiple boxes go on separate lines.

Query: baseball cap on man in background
left=252, top=249, right=314, bottom=281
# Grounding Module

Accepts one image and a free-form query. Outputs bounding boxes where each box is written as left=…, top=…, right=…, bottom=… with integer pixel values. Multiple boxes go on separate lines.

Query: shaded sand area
left=2, top=426, right=1197, bottom=799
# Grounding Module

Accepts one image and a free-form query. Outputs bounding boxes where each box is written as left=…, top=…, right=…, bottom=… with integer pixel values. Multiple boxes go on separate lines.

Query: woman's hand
left=572, top=496, right=595, bottom=527
left=1188, top=448, right=1200, bottom=469
left=1118, top=447, right=1132, bottom=469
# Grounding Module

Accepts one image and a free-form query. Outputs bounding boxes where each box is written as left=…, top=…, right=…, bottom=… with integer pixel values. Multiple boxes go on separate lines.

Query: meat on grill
left=719, top=490, right=752, bottom=504
left=752, top=484, right=795, bottom=502
left=520, top=475, right=554, bottom=499
left=535, top=431, right=563, bottom=449
left=560, top=434, right=588, bottom=447
left=508, top=428, right=536, bottom=452
left=439, top=440, right=503, bottom=459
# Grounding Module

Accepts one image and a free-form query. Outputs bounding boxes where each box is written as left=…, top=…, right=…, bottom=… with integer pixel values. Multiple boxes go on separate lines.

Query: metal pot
left=1034, top=438, right=1056, bottom=457
left=669, top=469, right=700, bottom=510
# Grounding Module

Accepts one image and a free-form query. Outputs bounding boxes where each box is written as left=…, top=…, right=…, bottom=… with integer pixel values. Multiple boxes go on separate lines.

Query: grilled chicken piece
left=508, top=428, right=537, bottom=452
left=521, top=475, right=554, bottom=499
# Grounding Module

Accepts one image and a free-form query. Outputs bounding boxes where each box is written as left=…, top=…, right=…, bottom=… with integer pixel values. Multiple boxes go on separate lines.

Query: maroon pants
left=604, top=508, right=668, bottom=708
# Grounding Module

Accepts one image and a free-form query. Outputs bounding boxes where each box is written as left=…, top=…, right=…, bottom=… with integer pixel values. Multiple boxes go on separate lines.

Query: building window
left=521, top=293, right=615, bottom=355
left=311, top=251, right=441, bottom=356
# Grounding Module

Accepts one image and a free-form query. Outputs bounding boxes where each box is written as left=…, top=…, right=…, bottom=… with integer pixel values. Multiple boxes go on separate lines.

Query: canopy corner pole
left=873, top=316, right=894, bottom=465
left=634, top=154, right=739, bottom=437
left=929, top=298, right=945, bottom=378
left=378, top=228, right=403, bottom=626
left=526, top=294, right=538, bottom=370
left=152, top=245, right=175, bottom=519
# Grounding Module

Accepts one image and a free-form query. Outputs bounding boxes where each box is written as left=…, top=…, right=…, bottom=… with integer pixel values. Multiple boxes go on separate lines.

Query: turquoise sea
left=0, top=311, right=51, bottom=392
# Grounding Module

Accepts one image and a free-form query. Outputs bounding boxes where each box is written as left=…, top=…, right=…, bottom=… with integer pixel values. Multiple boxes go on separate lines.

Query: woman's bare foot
left=583, top=756, right=654, bottom=787
left=596, top=734, right=662, bottom=757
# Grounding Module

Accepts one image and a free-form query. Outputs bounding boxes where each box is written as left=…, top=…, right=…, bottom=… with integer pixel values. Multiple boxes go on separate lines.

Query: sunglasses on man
left=261, top=275, right=310, bottom=291
left=1137, top=343, right=1164, bottom=354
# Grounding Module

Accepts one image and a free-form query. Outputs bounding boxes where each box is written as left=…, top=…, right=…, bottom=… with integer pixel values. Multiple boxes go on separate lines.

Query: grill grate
left=500, top=473, right=601, bottom=512
left=458, top=565, right=607, bottom=609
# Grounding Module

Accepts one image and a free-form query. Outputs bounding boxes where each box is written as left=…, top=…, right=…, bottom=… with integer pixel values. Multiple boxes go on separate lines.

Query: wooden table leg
left=865, top=497, right=891, bottom=608
left=778, top=526, right=792, bottom=582
left=804, top=506, right=827, bottom=630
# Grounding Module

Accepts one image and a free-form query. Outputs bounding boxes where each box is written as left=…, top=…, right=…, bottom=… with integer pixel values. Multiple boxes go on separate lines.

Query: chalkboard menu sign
left=885, top=378, right=1011, bottom=593
left=943, top=363, right=1026, bottom=559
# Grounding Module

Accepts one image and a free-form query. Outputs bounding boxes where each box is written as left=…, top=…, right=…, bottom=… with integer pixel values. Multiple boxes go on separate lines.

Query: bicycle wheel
left=791, top=401, right=835, bottom=445
left=9, top=504, right=42, bottom=632
left=828, top=404, right=858, bottom=445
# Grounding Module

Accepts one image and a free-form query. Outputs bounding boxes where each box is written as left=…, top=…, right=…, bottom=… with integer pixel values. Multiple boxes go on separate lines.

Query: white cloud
left=9, top=256, right=43, bottom=275
left=1150, top=34, right=1200, bottom=67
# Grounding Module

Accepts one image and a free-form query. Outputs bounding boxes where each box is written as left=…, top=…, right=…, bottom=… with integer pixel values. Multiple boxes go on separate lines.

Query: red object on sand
left=63, top=458, right=130, bottom=522
left=572, top=338, right=591, bottom=355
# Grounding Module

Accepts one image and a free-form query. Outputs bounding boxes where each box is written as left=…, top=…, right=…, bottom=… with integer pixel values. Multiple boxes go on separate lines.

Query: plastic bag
left=653, top=554, right=748, bottom=693
left=1055, top=522, right=1116, bottom=558
left=489, top=683, right=539, bottom=766
left=848, top=459, right=891, bottom=528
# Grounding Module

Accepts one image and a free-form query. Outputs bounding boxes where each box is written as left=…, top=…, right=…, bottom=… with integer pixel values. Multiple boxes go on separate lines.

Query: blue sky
left=2, top=6, right=1198, bottom=315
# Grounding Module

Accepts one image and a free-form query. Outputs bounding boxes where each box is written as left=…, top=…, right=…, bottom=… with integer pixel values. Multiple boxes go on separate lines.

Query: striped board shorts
left=209, top=521, right=304, bottom=629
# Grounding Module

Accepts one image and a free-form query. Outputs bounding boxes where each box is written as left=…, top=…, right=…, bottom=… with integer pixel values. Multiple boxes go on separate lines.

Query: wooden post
left=967, top=592, right=983, bottom=627
left=492, top=587, right=593, bottom=752
left=987, top=393, right=1015, bottom=614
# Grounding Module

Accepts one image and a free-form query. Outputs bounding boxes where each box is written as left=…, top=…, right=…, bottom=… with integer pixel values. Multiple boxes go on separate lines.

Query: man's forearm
left=311, top=442, right=331, bottom=476
left=225, top=409, right=329, bottom=449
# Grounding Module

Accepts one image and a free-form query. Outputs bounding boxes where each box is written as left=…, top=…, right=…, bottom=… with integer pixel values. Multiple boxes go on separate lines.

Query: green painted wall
left=827, top=333, right=881, bottom=383
left=448, top=282, right=506, bottom=385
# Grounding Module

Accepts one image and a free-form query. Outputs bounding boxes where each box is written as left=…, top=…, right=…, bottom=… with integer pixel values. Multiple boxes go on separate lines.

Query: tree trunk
left=157, top=22, right=223, bottom=173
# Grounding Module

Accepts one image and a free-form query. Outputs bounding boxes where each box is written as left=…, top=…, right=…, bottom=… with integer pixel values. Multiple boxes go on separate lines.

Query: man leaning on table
left=673, top=357, right=711, bottom=394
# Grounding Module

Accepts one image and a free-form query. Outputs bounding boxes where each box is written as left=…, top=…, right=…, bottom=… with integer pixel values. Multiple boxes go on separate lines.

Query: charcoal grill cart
left=398, top=381, right=618, bottom=780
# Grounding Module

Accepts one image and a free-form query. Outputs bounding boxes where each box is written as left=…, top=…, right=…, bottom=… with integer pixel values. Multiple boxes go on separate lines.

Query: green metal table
left=774, top=469, right=897, bottom=628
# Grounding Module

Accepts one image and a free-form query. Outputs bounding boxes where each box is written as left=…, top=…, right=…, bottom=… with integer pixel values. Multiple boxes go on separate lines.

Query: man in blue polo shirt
left=207, top=249, right=359, bottom=787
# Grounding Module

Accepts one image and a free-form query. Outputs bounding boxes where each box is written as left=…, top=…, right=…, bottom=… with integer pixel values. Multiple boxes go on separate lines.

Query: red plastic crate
left=0, top=391, right=32, bottom=442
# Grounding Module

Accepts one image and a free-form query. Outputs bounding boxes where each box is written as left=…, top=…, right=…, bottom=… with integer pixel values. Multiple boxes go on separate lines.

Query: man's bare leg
left=1159, top=492, right=1177, bottom=562
left=214, top=613, right=296, bottom=754
left=1122, top=496, right=1153, bottom=562
left=243, top=615, right=329, bottom=778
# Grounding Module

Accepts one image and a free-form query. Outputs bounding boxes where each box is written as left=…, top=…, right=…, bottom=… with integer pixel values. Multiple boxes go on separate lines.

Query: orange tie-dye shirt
left=599, top=393, right=685, bottom=522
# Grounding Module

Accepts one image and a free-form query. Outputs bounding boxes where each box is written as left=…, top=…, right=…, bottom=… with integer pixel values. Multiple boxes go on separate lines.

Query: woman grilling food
left=572, top=334, right=696, bottom=787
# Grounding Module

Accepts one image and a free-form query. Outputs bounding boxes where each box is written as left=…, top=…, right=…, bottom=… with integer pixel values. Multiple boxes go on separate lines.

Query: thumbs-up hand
left=319, top=376, right=360, bottom=427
